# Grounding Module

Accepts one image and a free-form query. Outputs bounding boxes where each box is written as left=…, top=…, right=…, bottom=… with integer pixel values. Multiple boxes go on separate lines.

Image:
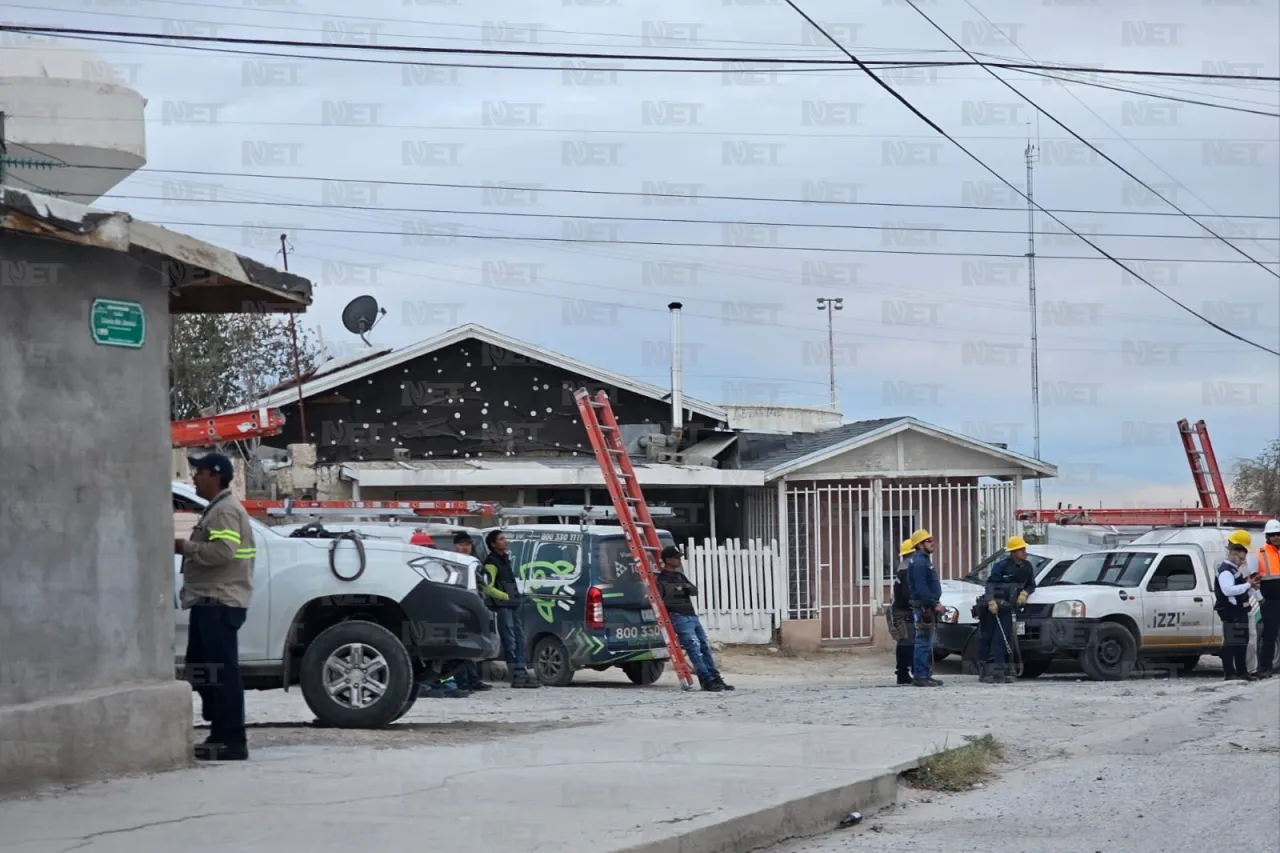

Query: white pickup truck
left=173, top=483, right=500, bottom=727
left=1018, top=543, right=1232, bottom=680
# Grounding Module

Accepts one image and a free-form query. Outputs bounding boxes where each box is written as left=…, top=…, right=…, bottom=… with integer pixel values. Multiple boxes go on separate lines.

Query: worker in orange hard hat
left=979, top=535, right=1037, bottom=684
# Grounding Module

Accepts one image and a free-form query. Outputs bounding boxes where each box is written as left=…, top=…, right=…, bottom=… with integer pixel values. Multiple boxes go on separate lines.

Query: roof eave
left=760, top=417, right=1058, bottom=481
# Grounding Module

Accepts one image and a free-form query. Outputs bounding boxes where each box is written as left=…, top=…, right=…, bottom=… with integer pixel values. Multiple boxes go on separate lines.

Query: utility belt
left=909, top=600, right=938, bottom=634
left=971, top=595, right=1017, bottom=620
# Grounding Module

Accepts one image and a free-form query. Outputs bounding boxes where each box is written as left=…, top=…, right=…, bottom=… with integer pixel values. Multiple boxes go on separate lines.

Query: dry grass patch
left=903, top=734, right=1005, bottom=792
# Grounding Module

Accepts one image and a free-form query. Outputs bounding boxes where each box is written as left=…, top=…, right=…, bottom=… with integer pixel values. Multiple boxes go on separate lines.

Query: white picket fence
left=683, top=538, right=785, bottom=644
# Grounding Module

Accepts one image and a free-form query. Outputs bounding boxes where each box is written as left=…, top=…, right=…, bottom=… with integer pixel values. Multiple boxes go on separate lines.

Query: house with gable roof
left=248, top=323, right=1055, bottom=646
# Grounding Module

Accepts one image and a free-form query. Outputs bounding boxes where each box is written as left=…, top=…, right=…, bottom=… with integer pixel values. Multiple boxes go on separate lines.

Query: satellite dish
left=341, top=295, right=385, bottom=346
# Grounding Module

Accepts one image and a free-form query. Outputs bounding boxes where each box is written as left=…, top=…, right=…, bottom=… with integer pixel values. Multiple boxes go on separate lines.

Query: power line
left=8, top=5, right=1275, bottom=111
left=139, top=219, right=1273, bottom=264
left=4, top=24, right=1279, bottom=81
left=34, top=161, right=1280, bottom=221
left=899, top=0, right=1279, bottom=280
left=114, top=167, right=1267, bottom=333
left=7, top=108, right=1275, bottom=142
left=0, top=0, right=949, bottom=57
left=1012, top=67, right=1279, bottom=119
left=778, top=0, right=1280, bottom=357
left=99, top=194, right=1280, bottom=243
left=962, top=0, right=1280, bottom=262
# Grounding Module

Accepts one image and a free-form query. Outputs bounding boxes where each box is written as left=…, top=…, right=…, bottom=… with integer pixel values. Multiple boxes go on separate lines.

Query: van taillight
left=586, top=586, right=604, bottom=629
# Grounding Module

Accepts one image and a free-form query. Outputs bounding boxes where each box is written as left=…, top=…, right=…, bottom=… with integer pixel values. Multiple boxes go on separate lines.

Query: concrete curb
left=609, top=769, right=903, bottom=853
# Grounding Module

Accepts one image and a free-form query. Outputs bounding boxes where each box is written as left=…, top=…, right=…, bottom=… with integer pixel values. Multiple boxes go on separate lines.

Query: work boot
left=712, top=677, right=735, bottom=691
left=194, top=741, right=248, bottom=761
left=512, top=674, right=541, bottom=689
left=699, top=676, right=725, bottom=692
left=912, top=678, right=943, bottom=687
left=1000, top=675, right=1015, bottom=684
left=468, top=681, right=493, bottom=692
left=896, top=675, right=912, bottom=686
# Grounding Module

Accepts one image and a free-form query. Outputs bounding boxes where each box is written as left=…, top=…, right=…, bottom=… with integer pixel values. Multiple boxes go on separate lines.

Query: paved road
left=774, top=680, right=1280, bottom=853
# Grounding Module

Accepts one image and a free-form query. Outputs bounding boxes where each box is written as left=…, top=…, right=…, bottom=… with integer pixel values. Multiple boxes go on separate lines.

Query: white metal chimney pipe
left=668, top=301, right=684, bottom=438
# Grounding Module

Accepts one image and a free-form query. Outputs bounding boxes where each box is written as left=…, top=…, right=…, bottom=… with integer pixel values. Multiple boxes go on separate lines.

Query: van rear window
left=597, top=535, right=676, bottom=583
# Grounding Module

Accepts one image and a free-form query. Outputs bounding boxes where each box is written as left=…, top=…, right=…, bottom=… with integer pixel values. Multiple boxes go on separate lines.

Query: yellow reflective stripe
left=207, top=529, right=242, bottom=544
left=234, top=548, right=257, bottom=560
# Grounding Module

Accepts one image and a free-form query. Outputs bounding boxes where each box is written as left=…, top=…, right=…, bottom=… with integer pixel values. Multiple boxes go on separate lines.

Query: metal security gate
left=784, top=479, right=1019, bottom=643
left=786, top=483, right=874, bottom=642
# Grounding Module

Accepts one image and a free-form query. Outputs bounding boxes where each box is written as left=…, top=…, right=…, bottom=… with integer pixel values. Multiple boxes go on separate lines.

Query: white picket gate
left=682, top=538, right=785, bottom=644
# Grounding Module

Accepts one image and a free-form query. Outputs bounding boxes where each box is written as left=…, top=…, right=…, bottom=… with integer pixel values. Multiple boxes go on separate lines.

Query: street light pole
left=816, top=297, right=843, bottom=409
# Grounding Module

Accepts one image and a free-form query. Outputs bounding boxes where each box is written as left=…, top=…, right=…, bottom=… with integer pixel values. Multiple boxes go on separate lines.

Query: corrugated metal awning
left=0, top=187, right=312, bottom=314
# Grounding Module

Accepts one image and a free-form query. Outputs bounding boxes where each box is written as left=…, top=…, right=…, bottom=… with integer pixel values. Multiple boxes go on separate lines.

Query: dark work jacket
left=907, top=552, right=941, bottom=607
left=891, top=561, right=912, bottom=612
left=482, top=549, right=521, bottom=609
left=656, top=570, right=698, bottom=616
left=985, top=557, right=1037, bottom=607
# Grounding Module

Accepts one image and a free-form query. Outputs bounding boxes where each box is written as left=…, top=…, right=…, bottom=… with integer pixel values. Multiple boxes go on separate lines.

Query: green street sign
left=90, top=298, right=146, bottom=349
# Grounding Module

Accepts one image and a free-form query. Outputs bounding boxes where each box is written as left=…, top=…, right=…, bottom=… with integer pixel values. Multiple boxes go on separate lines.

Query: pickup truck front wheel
left=1079, top=623, right=1138, bottom=681
left=300, top=620, right=416, bottom=728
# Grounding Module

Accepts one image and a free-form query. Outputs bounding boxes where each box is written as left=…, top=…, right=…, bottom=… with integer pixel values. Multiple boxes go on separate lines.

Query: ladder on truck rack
left=1178, top=419, right=1232, bottom=509
left=172, top=408, right=286, bottom=448
left=241, top=499, right=500, bottom=518
left=574, top=388, right=697, bottom=691
left=1017, top=506, right=1273, bottom=526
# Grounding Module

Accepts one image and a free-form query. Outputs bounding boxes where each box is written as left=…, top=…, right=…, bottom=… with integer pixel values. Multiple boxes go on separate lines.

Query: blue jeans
left=671, top=613, right=720, bottom=682
left=454, top=660, right=480, bottom=688
left=912, top=610, right=935, bottom=679
left=186, top=603, right=247, bottom=748
left=493, top=608, right=528, bottom=679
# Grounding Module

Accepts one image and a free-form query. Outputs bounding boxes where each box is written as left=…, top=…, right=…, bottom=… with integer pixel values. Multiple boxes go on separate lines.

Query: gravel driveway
left=215, top=647, right=1247, bottom=752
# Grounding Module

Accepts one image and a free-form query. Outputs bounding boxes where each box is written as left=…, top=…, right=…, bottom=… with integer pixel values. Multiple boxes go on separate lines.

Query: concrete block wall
left=0, top=235, right=191, bottom=795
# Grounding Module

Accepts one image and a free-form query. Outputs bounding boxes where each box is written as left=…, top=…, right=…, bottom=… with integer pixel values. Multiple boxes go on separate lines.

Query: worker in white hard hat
left=1252, top=519, right=1280, bottom=678
left=979, top=535, right=1038, bottom=684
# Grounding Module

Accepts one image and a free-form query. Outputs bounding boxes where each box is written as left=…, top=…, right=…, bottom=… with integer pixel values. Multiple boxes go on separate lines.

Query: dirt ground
left=211, top=643, right=1208, bottom=751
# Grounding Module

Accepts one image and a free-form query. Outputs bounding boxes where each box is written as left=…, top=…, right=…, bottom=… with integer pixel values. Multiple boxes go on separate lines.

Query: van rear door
left=594, top=533, right=672, bottom=653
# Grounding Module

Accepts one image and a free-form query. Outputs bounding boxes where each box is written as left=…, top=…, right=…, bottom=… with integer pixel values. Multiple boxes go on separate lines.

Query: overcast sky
left=5, top=0, right=1278, bottom=508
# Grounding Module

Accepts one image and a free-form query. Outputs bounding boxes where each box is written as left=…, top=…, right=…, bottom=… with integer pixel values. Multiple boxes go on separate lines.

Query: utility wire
left=145, top=219, right=1271, bottom=264
left=961, top=0, right=1280, bottom=262
left=98, top=194, right=1280, bottom=243
left=779, top=0, right=1280, bottom=357
left=0, top=0, right=956, bottom=57
left=6, top=6, right=1276, bottom=111
left=3, top=24, right=1278, bottom=81
left=900, top=0, right=1279, bottom=279
left=7, top=107, right=1276, bottom=139
left=113, top=167, right=1266, bottom=332
left=1011, top=67, right=1279, bottom=119
left=31, top=162, right=1280, bottom=221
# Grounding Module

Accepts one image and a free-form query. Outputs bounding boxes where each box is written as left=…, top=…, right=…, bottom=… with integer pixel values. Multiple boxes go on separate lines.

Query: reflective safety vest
left=1258, top=544, right=1280, bottom=577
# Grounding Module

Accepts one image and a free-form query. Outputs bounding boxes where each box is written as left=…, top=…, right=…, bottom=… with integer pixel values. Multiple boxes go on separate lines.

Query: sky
left=2, top=0, right=1278, bottom=509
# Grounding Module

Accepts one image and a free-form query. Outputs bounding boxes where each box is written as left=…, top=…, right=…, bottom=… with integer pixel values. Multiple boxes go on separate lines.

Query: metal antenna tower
left=1025, top=141, right=1043, bottom=521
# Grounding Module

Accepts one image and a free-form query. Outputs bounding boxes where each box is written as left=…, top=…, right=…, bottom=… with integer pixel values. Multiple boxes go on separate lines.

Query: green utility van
left=484, top=524, right=675, bottom=687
